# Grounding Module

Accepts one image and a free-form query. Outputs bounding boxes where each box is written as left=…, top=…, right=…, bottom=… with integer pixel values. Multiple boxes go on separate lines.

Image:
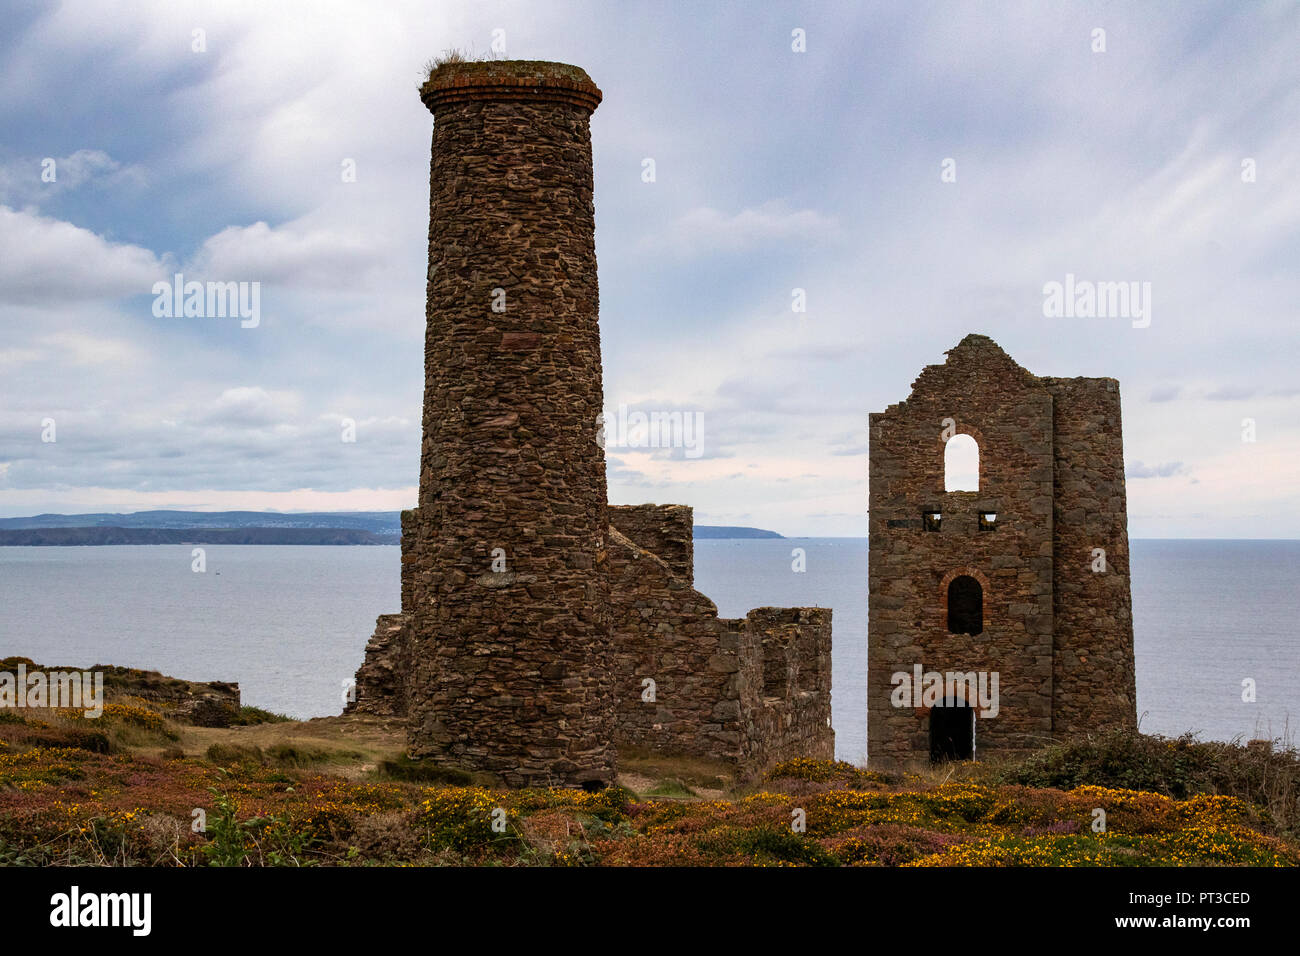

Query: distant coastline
left=691, top=526, right=783, bottom=539
left=0, top=511, right=784, bottom=544
left=0, top=527, right=390, bottom=546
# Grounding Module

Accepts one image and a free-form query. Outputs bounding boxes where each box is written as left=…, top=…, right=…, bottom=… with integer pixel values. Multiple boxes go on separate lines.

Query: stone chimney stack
left=404, top=60, right=614, bottom=788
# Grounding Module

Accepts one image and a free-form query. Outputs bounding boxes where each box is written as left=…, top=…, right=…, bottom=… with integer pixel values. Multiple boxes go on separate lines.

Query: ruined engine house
left=867, top=334, right=1137, bottom=768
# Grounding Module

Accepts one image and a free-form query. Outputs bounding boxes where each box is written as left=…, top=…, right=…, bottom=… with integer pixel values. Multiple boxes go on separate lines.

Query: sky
left=0, top=0, right=1297, bottom=537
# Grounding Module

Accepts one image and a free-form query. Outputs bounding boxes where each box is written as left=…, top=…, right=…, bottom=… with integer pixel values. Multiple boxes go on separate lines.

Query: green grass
left=376, top=754, right=472, bottom=785
left=642, top=779, right=698, bottom=799
left=229, top=706, right=294, bottom=726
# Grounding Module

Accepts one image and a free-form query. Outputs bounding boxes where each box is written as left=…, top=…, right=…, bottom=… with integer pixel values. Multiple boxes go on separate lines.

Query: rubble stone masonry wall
left=353, top=510, right=835, bottom=774
left=609, top=504, right=694, bottom=582
left=741, top=607, right=835, bottom=767
left=606, top=523, right=833, bottom=769
left=1041, top=377, right=1138, bottom=738
left=402, top=61, right=614, bottom=788
left=607, top=528, right=746, bottom=760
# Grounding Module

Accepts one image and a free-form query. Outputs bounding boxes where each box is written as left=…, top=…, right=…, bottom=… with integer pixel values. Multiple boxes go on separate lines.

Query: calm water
left=0, top=540, right=1295, bottom=762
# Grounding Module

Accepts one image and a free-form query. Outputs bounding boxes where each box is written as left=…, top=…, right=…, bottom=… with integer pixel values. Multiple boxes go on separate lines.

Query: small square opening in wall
left=922, top=510, right=942, bottom=532
left=978, top=512, right=998, bottom=531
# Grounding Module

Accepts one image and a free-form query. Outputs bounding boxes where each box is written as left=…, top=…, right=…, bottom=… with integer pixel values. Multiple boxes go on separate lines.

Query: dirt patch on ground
left=170, top=714, right=407, bottom=778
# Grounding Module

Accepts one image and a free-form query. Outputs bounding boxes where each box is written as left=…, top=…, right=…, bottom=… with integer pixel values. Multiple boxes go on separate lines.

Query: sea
left=0, top=539, right=1295, bottom=763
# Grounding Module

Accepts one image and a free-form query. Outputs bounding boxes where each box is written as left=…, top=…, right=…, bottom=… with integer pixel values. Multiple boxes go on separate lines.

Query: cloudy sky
left=1, top=0, right=1297, bottom=537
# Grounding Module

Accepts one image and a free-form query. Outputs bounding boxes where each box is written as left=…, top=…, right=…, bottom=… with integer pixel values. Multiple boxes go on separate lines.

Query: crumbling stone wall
left=867, top=334, right=1136, bottom=768
left=606, top=514, right=833, bottom=770
left=610, top=504, right=693, bottom=582
left=354, top=504, right=836, bottom=775
left=740, top=607, right=835, bottom=767
left=349, top=510, right=420, bottom=718
left=606, top=527, right=746, bottom=760
left=349, top=614, right=409, bottom=718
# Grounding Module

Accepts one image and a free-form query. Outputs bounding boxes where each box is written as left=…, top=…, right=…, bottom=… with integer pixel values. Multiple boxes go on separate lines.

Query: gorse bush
left=101, top=702, right=166, bottom=731
left=510, top=785, right=632, bottom=823
left=999, top=729, right=1300, bottom=838
left=768, top=757, right=896, bottom=789
left=418, top=787, right=519, bottom=854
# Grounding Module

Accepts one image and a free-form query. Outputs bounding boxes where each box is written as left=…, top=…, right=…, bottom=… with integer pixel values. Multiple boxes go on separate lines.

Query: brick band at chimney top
left=408, top=60, right=614, bottom=788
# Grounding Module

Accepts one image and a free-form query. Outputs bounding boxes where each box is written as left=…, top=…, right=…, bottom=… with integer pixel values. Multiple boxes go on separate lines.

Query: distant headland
left=0, top=511, right=783, bottom=544
left=691, top=526, right=783, bottom=539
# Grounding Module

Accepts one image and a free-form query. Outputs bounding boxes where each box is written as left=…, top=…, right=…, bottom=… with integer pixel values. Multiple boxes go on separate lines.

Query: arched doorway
left=929, top=700, right=974, bottom=763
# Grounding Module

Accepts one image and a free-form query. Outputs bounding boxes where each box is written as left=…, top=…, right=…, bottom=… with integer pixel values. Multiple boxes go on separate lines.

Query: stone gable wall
left=607, top=528, right=746, bottom=760
left=868, top=335, right=1055, bottom=766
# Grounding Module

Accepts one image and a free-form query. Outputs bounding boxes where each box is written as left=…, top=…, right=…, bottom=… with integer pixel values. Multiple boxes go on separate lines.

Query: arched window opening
left=947, top=575, right=983, bottom=635
left=944, top=433, right=979, bottom=491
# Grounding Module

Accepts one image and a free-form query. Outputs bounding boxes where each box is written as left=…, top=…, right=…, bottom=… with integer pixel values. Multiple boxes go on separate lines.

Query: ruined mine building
left=347, top=60, right=833, bottom=788
left=867, top=334, right=1137, bottom=768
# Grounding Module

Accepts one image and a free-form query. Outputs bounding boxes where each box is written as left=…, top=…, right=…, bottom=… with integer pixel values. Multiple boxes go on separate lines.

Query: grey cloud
left=827, top=429, right=867, bottom=457
left=0, top=205, right=164, bottom=304
left=1126, top=461, right=1187, bottom=479
left=1149, top=385, right=1181, bottom=402
left=0, top=149, right=146, bottom=204
left=187, top=221, right=390, bottom=291
left=1205, top=386, right=1256, bottom=401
